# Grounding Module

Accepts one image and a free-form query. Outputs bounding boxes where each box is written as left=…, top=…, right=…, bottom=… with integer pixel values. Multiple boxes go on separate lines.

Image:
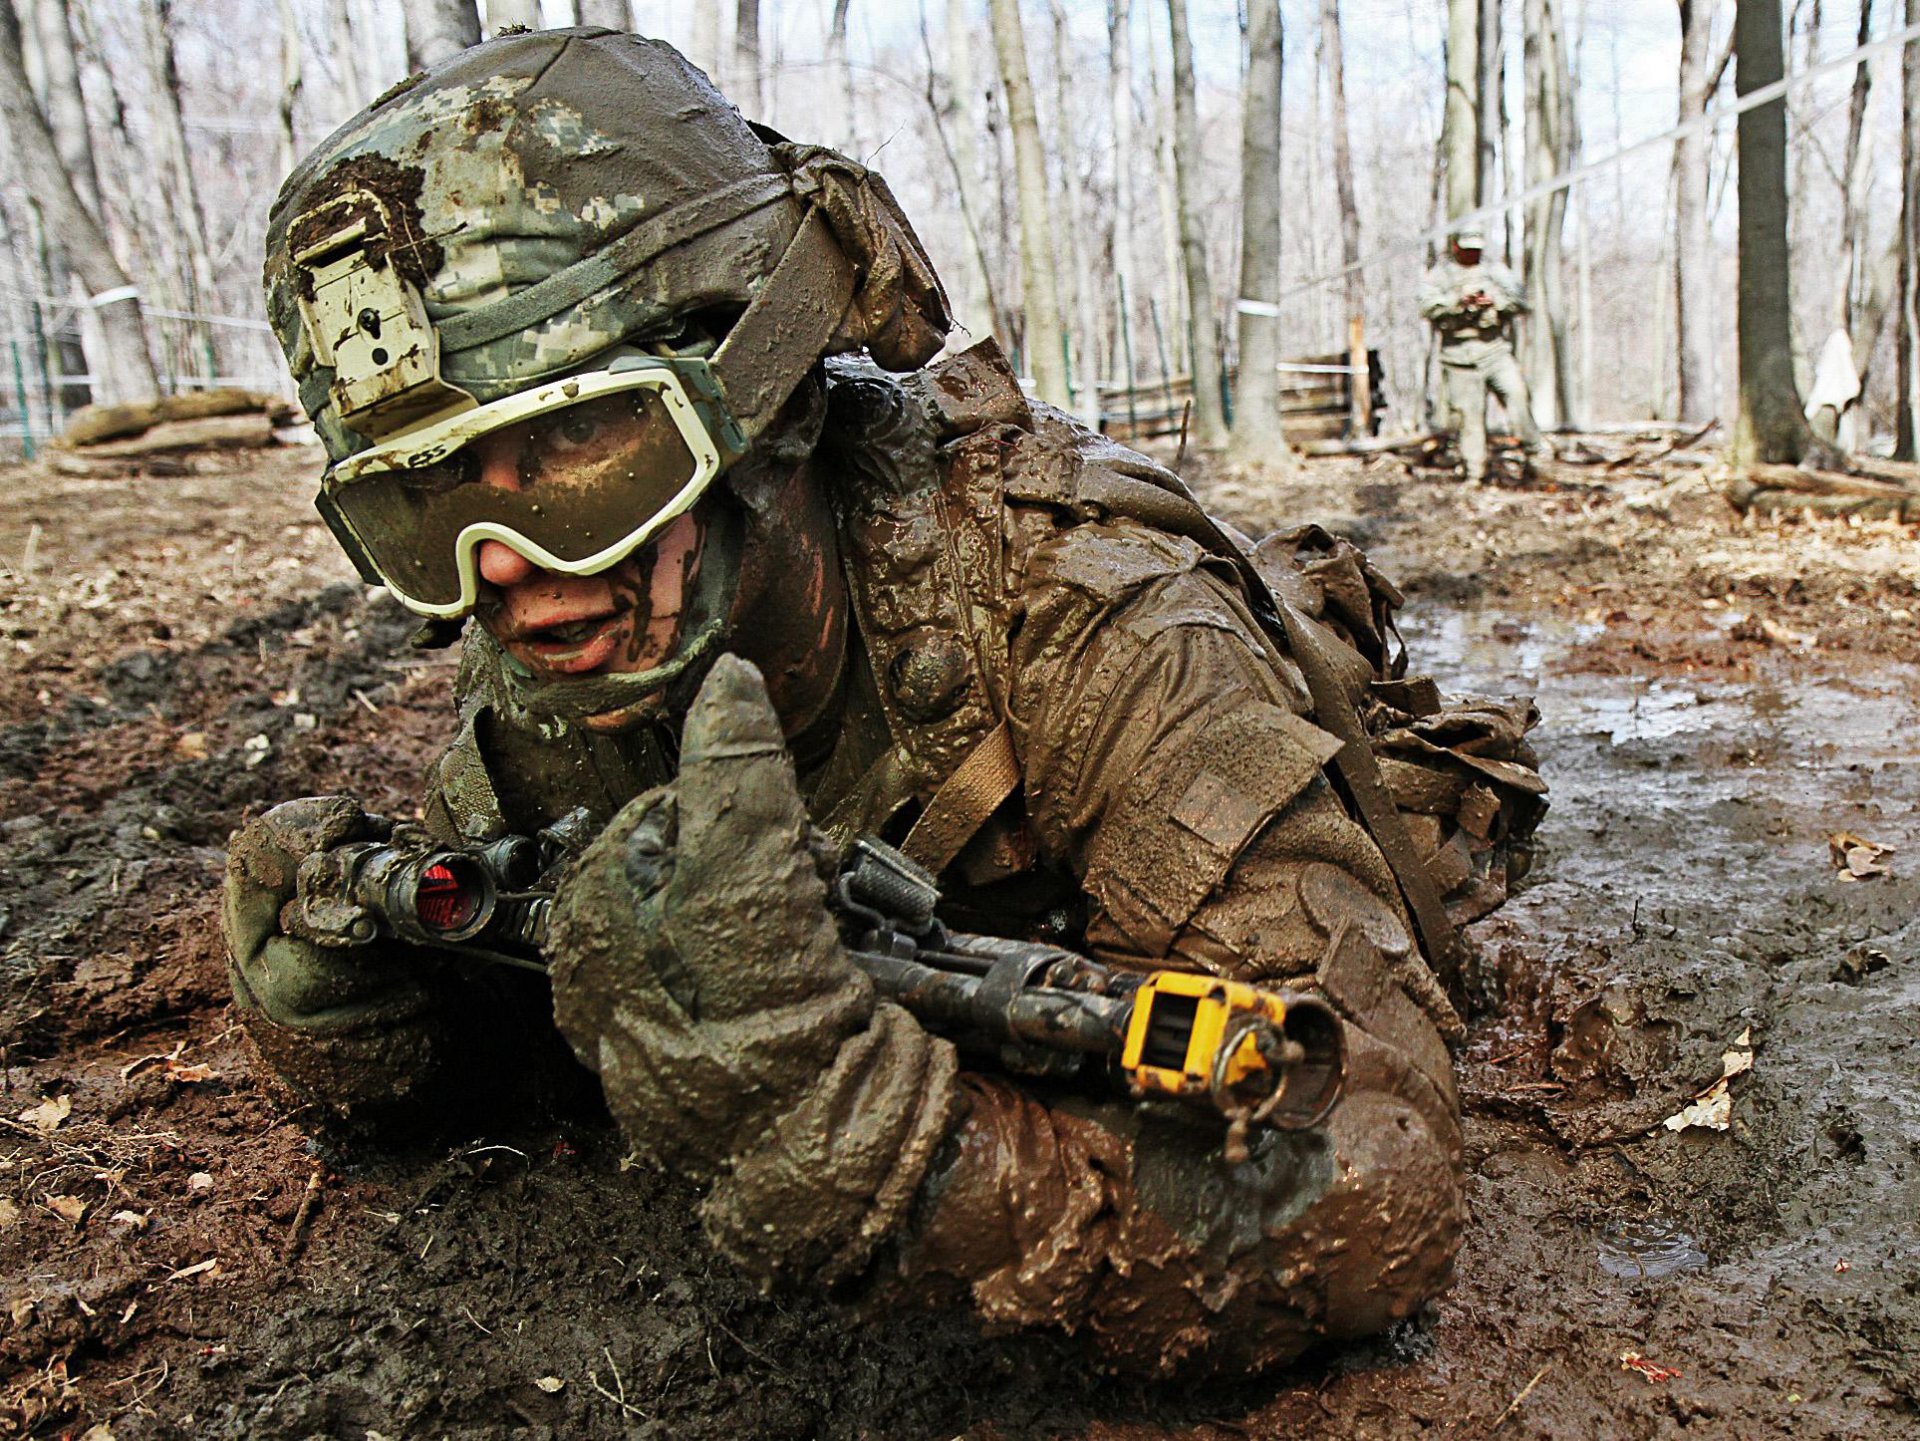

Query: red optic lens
left=415, top=861, right=482, bottom=934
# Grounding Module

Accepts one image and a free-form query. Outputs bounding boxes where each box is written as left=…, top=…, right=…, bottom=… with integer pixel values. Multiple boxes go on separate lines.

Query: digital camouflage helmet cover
left=264, top=26, right=951, bottom=621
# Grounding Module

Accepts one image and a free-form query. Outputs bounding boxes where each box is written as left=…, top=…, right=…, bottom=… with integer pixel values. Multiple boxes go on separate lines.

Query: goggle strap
left=712, top=205, right=855, bottom=439
left=435, top=173, right=797, bottom=355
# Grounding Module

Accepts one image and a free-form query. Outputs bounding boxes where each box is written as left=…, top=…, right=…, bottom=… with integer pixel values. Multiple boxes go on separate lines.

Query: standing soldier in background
left=1420, top=225, right=1546, bottom=483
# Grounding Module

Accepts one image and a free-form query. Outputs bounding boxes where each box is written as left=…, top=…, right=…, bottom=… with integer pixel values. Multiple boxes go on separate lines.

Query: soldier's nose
left=478, top=539, right=537, bottom=587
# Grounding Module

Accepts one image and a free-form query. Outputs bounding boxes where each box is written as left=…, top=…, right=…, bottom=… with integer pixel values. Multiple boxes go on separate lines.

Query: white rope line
left=0, top=285, right=274, bottom=332
left=1272, top=19, right=1920, bottom=303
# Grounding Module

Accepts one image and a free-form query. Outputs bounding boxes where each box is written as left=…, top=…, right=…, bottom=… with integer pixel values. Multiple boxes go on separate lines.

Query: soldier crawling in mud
left=227, top=29, right=1545, bottom=1376
left=1420, top=224, right=1548, bottom=484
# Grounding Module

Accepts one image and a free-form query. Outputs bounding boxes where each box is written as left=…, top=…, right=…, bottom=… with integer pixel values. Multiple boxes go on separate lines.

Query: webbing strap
left=436, top=173, right=795, bottom=354
left=1270, top=597, right=1464, bottom=988
left=711, top=205, right=856, bottom=437
left=901, top=721, right=1022, bottom=876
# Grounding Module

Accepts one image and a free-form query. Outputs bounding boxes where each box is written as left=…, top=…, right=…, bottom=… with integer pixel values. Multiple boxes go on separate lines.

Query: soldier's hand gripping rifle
left=292, top=819, right=1346, bottom=1155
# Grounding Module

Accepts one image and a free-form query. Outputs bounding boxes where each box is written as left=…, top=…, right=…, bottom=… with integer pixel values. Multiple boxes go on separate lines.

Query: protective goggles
left=316, top=355, right=747, bottom=619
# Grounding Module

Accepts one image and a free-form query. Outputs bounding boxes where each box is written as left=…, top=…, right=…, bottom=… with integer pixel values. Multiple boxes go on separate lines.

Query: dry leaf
left=80, top=1425, right=116, bottom=1441
left=8, top=1296, right=33, bottom=1327
left=1620, top=1350, right=1682, bottom=1384
left=45, top=1195, right=87, bottom=1226
left=1664, top=1030, right=1753, bottom=1133
left=187, top=1172, right=214, bottom=1193
left=19, top=1095, right=71, bottom=1131
left=164, top=1061, right=216, bottom=1084
left=0, top=1198, right=18, bottom=1228
left=166, top=1258, right=218, bottom=1281
left=174, top=731, right=209, bottom=760
left=534, top=1376, right=566, bottom=1393
left=109, top=1210, right=149, bottom=1232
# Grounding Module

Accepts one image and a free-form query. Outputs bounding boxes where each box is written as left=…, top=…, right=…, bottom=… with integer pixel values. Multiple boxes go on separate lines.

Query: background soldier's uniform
left=1420, top=256, right=1544, bottom=482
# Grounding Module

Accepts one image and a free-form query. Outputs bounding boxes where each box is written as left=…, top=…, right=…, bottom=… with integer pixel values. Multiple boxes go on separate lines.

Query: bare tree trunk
left=30, top=0, right=96, bottom=214
left=1840, top=0, right=1876, bottom=334
left=1898, top=0, right=1920, bottom=458
left=1673, top=0, right=1716, bottom=422
left=485, top=0, right=539, bottom=32
left=0, top=0, right=155, bottom=404
left=828, top=0, right=858, bottom=153
left=142, top=0, right=218, bottom=382
left=732, top=0, right=763, bottom=116
left=1732, top=0, right=1810, bottom=465
left=1147, top=35, right=1187, bottom=371
left=1109, top=0, right=1136, bottom=388
left=276, top=0, right=303, bottom=182
left=1050, top=2, right=1103, bottom=427
left=928, top=0, right=996, bottom=339
left=1443, top=0, right=1478, bottom=219
left=1164, top=0, right=1226, bottom=447
left=1521, top=0, right=1573, bottom=427
left=1476, top=0, right=1501, bottom=211
left=987, top=0, right=1068, bottom=407
left=1320, top=0, right=1368, bottom=435
left=407, top=0, right=480, bottom=70
left=329, top=0, right=363, bottom=116
left=1228, top=0, right=1292, bottom=466
left=578, top=0, right=628, bottom=28
left=689, top=0, right=721, bottom=77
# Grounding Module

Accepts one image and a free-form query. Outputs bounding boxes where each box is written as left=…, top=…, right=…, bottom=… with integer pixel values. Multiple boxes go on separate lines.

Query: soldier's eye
left=555, top=410, right=602, bottom=447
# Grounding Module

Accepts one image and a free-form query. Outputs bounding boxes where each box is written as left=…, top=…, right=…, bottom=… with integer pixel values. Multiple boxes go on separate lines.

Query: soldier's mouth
left=517, top=607, right=632, bottom=674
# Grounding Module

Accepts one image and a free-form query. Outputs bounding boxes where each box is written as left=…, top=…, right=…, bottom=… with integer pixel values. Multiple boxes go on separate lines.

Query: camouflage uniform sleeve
left=1418, top=266, right=1463, bottom=322
left=880, top=521, right=1466, bottom=1374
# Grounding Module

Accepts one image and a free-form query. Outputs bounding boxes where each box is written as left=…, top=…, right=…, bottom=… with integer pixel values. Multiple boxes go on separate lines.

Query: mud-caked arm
left=870, top=531, right=1466, bottom=1372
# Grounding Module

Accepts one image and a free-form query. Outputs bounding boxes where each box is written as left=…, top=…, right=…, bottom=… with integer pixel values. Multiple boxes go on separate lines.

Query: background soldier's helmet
left=1450, top=224, right=1487, bottom=251
left=263, top=25, right=949, bottom=485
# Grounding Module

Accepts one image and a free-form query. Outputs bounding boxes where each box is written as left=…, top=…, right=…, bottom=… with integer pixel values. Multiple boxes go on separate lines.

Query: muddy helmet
left=263, top=27, right=949, bottom=643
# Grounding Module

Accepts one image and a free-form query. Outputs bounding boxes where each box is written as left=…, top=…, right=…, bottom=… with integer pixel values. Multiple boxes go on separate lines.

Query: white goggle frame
left=322, top=359, right=734, bottom=620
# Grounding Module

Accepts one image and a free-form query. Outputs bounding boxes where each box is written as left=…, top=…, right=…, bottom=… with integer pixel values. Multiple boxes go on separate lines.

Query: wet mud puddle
left=1394, top=600, right=1920, bottom=1430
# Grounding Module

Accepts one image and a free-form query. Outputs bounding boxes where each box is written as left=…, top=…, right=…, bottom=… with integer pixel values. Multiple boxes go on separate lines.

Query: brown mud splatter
left=3, top=444, right=1917, bottom=1439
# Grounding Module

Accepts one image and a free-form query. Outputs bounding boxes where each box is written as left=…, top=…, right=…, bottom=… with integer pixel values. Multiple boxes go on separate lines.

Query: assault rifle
left=293, top=817, right=1346, bottom=1152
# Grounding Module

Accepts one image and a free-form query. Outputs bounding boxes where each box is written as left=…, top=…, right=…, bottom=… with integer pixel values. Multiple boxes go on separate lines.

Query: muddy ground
left=0, top=439, right=1915, bottom=1440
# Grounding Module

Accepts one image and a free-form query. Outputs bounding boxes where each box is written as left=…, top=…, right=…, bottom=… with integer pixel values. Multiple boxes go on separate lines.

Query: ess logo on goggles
left=318, top=357, right=747, bottom=619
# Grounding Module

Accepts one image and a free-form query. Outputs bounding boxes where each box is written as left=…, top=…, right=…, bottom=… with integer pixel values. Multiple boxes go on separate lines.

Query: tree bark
left=0, top=0, right=155, bottom=404
left=1147, top=34, right=1187, bottom=371
left=1109, top=0, right=1136, bottom=387
left=1674, top=0, right=1716, bottom=422
left=329, top=0, right=363, bottom=115
left=1476, top=0, right=1501, bottom=212
left=1521, top=0, right=1574, bottom=427
left=276, top=0, right=303, bottom=183
left=732, top=0, right=764, bottom=116
left=1443, top=0, right=1478, bottom=219
left=142, top=0, right=218, bottom=380
left=1732, top=0, right=1810, bottom=465
left=1050, top=1, right=1104, bottom=427
left=406, top=0, right=481, bottom=70
left=926, top=0, right=996, bottom=339
left=1320, top=0, right=1367, bottom=433
left=577, top=0, right=628, bottom=28
left=1164, top=0, right=1227, bottom=447
left=29, top=0, right=96, bottom=215
left=988, top=0, right=1069, bottom=407
left=828, top=0, right=857, bottom=154
left=1840, top=0, right=1876, bottom=335
left=1227, top=0, right=1292, bottom=466
left=1898, top=0, right=1920, bottom=458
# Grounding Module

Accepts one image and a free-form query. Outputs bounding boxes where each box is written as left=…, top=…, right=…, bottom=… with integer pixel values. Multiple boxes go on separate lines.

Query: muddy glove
left=224, top=795, right=450, bottom=1112
left=549, top=656, right=960, bottom=1286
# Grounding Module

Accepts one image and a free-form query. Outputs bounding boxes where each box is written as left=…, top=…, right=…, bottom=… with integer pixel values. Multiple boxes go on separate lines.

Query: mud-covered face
left=464, top=409, right=716, bottom=728
left=319, top=363, right=736, bottom=619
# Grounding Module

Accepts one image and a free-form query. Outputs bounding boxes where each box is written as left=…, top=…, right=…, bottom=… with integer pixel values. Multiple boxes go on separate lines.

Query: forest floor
left=0, top=436, right=1916, bottom=1440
